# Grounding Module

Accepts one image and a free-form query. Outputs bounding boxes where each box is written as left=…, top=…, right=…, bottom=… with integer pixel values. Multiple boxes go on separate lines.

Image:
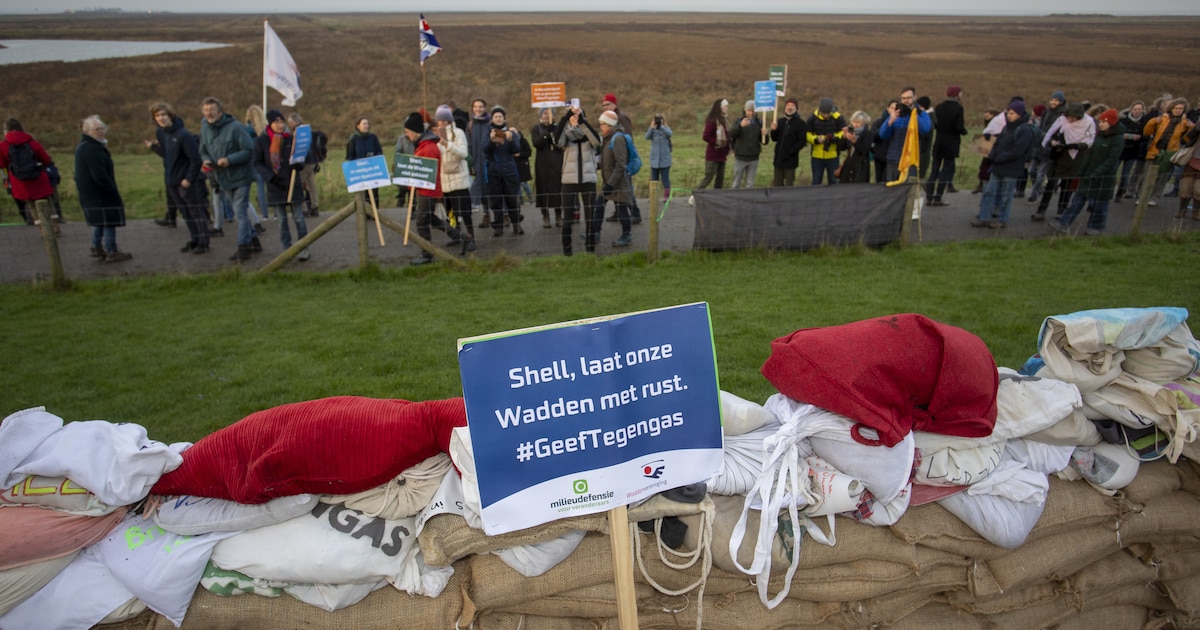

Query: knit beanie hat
left=403, top=112, right=424, bottom=133
left=490, top=105, right=506, bottom=117
left=785, top=97, right=799, bottom=108
left=1051, top=90, right=1066, bottom=102
left=745, top=100, right=755, bottom=112
left=1096, top=108, right=1119, bottom=127
left=1007, top=100, right=1026, bottom=117
left=435, top=105, right=454, bottom=122
left=598, top=111, right=619, bottom=127
left=819, top=97, right=834, bottom=114
left=266, top=109, right=285, bottom=124
left=1033, top=104, right=1047, bottom=118
left=946, top=85, right=961, bottom=98
left=603, top=93, right=617, bottom=106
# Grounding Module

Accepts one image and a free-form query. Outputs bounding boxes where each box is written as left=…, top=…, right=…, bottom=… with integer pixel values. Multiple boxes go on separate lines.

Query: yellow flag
left=886, top=108, right=921, bottom=187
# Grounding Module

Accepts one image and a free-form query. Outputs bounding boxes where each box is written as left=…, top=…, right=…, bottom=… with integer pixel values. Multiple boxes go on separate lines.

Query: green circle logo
left=572, top=479, right=589, bottom=494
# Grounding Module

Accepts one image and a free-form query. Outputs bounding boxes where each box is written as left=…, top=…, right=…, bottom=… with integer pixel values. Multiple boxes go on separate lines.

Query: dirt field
left=2, top=12, right=1198, bottom=152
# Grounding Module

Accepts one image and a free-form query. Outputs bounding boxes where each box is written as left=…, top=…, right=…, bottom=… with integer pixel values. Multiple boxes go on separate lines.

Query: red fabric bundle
left=761, top=314, right=999, bottom=447
left=151, top=396, right=467, bottom=503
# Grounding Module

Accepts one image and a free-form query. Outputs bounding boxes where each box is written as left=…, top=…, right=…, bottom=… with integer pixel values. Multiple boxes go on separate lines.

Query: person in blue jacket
left=877, top=87, right=932, bottom=182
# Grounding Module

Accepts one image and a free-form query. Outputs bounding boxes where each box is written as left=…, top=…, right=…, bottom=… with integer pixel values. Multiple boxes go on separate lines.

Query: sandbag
left=0, top=504, right=127, bottom=571
left=152, top=493, right=318, bottom=536
left=0, top=551, right=77, bottom=616
left=1, top=474, right=119, bottom=516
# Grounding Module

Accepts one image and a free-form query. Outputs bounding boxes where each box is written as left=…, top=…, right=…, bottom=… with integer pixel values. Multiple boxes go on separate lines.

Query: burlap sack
left=1050, top=605, right=1150, bottom=630
left=418, top=511, right=608, bottom=568
left=834, top=584, right=960, bottom=629
left=884, top=602, right=985, bottom=630
left=139, top=576, right=464, bottom=630
left=1163, top=573, right=1200, bottom=618
left=490, top=582, right=655, bottom=619
left=473, top=611, right=600, bottom=630
left=1121, top=491, right=1200, bottom=545
left=1142, top=547, right=1200, bottom=580
left=690, top=494, right=922, bottom=575
left=1120, top=459, right=1184, bottom=505
left=985, top=573, right=1174, bottom=629
left=469, top=533, right=612, bottom=614
left=985, top=524, right=1119, bottom=592
left=1024, top=475, right=1121, bottom=540
left=630, top=590, right=842, bottom=629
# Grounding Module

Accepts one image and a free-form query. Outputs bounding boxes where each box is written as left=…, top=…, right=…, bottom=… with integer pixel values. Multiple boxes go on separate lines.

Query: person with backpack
left=145, top=102, right=209, bottom=255
left=0, top=118, right=60, bottom=235
left=598, top=110, right=634, bottom=247
left=75, top=115, right=131, bottom=262
left=287, top=112, right=323, bottom=217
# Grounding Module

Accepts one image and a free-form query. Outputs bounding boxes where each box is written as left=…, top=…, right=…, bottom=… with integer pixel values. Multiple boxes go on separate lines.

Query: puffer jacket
left=438, top=125, right=471, bottom=193
left=1143, top=113, right=1195, bottom=160
left=556, top=112, right=600, bottom=185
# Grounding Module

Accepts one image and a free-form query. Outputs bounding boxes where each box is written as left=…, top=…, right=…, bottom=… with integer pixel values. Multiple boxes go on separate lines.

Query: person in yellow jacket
left=1142, top=98, right=1194, bottom=203
left=806, top=97, right=847, bottom=185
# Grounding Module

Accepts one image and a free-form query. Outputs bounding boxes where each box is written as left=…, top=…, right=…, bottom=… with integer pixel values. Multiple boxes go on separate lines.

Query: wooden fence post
left=1130, top=163, right=1158, bottom=237
left=647, top=181, right=660, bottom=264
left=36, top=199, right=70, bottom=289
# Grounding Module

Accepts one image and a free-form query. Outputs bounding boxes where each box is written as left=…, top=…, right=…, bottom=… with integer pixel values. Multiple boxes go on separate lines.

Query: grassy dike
left=3, top=233, right=1198, bottom=443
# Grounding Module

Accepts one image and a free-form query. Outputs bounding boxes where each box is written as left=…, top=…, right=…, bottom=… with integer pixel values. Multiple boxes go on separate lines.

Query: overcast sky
left=6, top=1, right=1198, bottom=15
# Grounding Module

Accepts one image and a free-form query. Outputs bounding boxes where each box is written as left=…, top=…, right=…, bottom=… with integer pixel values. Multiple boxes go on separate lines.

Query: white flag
left=264, top=21, right=302, bottom=106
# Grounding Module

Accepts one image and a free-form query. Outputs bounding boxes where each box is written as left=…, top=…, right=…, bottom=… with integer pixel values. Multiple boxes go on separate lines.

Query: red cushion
left=761, top=314, right=998, bottom=447
left=151, top=397, right=466, bottom=503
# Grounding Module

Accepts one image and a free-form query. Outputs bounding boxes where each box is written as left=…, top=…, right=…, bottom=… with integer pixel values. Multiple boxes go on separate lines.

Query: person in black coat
left=769, top=97, right=807, bottom=186
left=253, top=110, right=309, bottom=260
left=838, top=111, right=874, bottom=184
left=146, top=103, right=209, bottom=253
left=925, top=86, right=968, bottom=205
left=530, top=107, right=564, bottom=228
left=75, top=115, right=130, bottom=262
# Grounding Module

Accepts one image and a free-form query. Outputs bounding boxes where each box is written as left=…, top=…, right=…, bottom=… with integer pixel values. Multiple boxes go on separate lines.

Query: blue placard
left=341, top=155, right=392, bottom=193
left=458, top=302, right=724, bottom=535
left=755, top=80, right=777, bottom=111
left=289, top=124, right=311, bottom=165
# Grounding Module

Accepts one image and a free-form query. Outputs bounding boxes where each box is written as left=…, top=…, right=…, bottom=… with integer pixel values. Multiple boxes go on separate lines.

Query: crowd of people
left=3, top=85, right=1197, bottom=264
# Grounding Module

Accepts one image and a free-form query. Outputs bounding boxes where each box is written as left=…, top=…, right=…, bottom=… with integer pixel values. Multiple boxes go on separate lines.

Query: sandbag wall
left=95, top=458, right=1200, bottom=630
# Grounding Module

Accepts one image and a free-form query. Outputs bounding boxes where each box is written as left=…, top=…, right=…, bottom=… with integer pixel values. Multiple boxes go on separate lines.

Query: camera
left=654, top=115, right=664, bottom=127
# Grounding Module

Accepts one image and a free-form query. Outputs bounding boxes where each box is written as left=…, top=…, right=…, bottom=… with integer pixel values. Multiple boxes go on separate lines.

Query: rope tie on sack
left=632, top=502, right=714, bottom=630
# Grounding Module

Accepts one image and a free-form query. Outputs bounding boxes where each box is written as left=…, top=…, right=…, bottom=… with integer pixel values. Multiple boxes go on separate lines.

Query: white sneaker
left=688, top=195, right=695, bottom=206
left=1148, top=200, right=1158, bottom=207
left=297, top=249, right=310, bottom=261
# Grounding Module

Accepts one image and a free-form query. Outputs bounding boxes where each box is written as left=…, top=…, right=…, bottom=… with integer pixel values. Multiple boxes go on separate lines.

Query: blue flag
left=419, top=14, right=441, bottom=65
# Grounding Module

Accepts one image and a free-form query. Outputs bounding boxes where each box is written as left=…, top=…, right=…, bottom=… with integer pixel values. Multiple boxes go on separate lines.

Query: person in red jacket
left=0, top=118, right=59, bottom=234
left=404, top=112, right=462, bottom=265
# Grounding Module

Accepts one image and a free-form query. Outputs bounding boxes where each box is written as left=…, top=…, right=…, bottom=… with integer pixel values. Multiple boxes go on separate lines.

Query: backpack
left=608, top=132, right=642, bottom=177
left=311, top=130, right=328, bottom=163
left=7, top=143, right=43, bottom=181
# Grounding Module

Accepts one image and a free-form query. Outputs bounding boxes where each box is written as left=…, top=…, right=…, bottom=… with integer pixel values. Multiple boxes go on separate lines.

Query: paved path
left=1, top=189, right=1194, bottom=284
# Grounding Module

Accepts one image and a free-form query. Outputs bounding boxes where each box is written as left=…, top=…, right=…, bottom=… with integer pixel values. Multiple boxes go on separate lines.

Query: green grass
left=4, top=234, right=1198, bottom=444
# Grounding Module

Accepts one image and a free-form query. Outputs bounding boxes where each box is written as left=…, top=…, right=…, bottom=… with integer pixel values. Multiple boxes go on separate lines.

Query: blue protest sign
left=289, top=124, right=311, bottom=165
left=755, top=80, right=777, bottom=112
left=341, top=155, right=391, bottom=193
left=458, top=302, right=724, bottom=535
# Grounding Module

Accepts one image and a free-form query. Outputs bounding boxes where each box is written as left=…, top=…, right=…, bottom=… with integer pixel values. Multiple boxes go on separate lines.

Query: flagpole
left=421, top=64, right=428, bottom=125
left=262, top=19, right=268, bottom=114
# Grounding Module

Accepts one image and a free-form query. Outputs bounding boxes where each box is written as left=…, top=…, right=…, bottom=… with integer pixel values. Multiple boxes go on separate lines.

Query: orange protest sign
left=531, top=82, right=567, bottom=108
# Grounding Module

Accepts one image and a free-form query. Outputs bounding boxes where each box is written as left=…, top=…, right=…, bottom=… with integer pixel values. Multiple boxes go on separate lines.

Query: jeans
left=976, top=176, right=1018, bottom=224
left=650, top=167, right=671, bottom=192
left=730, top=159, right=759, bottom=188
left=221, top=185, right=253, bottom=246
left=1117, top=158, right=1143, bottom=197
left=1026, top=157, right=1050, bottom=200
left=277, top=201, right=309, bottom=249
left=252, top=170, right=269, bottom=218
left=1059, top=196, right=1109, bottom=232
left=92, top=225, right=117, bottom=252
left=811, top=158, right=838, bottom=185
